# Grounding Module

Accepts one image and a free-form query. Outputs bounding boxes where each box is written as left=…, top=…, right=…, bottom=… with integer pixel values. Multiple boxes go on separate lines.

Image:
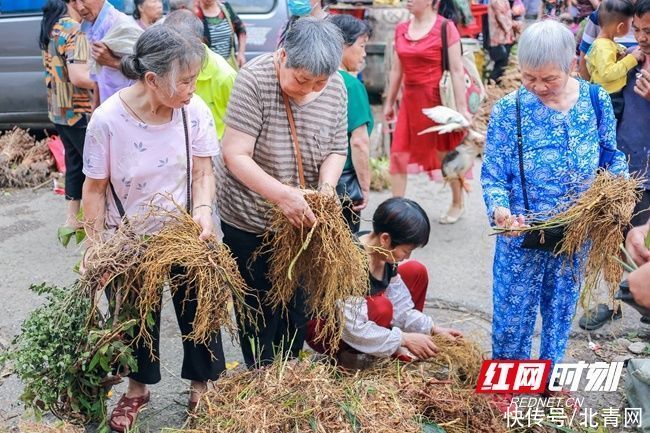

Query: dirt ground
left=1, top=160, right=649, bottom=432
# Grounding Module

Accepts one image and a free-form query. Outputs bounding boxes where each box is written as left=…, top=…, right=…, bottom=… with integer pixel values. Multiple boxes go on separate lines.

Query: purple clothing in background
left=618, top=67, right=650, bottom=189
left=81, top=0, right=132, bottom=103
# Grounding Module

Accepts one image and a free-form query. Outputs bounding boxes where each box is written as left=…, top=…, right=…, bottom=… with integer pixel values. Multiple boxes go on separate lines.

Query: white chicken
left=418, top=106, right=485, bottom=192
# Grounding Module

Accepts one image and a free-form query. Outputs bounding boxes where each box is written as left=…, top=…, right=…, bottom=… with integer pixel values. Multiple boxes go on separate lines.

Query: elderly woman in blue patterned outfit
left=481, top=20, right=628, bottom=376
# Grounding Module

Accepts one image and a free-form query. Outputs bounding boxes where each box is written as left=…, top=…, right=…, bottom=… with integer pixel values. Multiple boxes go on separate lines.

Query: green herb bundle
left=1, top=283, right=136, bottom=428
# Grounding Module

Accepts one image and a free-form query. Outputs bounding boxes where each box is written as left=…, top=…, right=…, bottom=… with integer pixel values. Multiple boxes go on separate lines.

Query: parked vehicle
left=0, top=0, right=288, bottom=129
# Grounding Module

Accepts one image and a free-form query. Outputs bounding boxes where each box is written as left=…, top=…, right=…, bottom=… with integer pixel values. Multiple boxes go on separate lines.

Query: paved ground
left=0, top=161, right=649, bottom=432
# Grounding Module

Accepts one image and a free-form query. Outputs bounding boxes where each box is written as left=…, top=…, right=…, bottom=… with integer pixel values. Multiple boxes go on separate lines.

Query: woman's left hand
left=193, top=208, right=215, bottom=241
left=237, top=51, right=246, bottom=68
left=432, top=326, right=463, bottom=341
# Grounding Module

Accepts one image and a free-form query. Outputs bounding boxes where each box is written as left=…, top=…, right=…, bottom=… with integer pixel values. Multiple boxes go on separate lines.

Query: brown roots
left=180, top=354, right=504, bottom=433
left=81, top=201, right=252, bottom=351
left=429, top=334, right=485, bottom=387
left=0, top=127, right=55, bottom=188
left=259, top=191, right=370, bottom=349
left=494, top=171, right=642, bottom=305
left=138, top=207, right=252, bottom=348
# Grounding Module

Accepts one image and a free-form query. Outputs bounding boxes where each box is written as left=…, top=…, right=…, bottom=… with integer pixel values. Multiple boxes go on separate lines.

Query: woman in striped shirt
left=197, top=0, right=246, bottom=69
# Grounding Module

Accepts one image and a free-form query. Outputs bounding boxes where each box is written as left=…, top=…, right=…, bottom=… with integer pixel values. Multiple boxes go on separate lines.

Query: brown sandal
left=109, top=392, right=150, bottom=432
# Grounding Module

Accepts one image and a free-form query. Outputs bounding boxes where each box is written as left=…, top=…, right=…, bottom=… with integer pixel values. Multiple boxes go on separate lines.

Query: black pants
left=632, top=189, right=650, bottom=227
left=488, top=44, right=513, bottom=83
left=54, top=119, right=86, bottom=201
left=109, top=266, right=226, bottom=385
left=221, top=222, right=307, bottom=368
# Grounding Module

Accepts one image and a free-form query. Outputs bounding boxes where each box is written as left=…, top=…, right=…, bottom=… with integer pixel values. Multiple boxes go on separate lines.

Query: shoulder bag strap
left=589, top=83, right=616, bottom=169
left=441, top=19, right=450, bottom=72
left=274, top=53, right=306, bottom=188
left=516, top=88, right=531, bottom=213
left=181, top=107, right=191, bottom=213
left=109, top=181, right=127, bottom=221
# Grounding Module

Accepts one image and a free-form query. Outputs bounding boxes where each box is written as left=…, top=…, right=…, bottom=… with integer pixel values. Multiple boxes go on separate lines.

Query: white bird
left=418, top=106, right=469, bottom=135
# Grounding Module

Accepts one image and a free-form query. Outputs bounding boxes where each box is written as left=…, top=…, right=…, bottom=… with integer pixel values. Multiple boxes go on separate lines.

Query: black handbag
left=515, top=90, right=567, bottom=253
left=336, top=168, right=364, bottom=203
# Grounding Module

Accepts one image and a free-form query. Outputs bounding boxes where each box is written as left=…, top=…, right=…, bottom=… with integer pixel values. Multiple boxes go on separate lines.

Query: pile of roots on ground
left=259, top=191, right=369, bottom=348
left=82, top=203, right=252, bottom=352
left=179, top=350, right=503, bottom=433
left=496, top=171, right=642, bottom=305
left=0, top=127, right=55, bottom=188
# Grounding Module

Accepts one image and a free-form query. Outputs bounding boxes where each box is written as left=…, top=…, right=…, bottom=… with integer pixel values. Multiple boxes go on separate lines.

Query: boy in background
left=586, top=0, right=644, bottom=117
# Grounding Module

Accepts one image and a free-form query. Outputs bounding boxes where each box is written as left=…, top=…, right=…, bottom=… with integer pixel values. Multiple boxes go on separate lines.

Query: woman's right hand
left=401, top=332, right=438, bottom=359
left=494, top=206, right=527, bottom=236
left=383, top=101, right=395, bottom=124
left=276, top=185, right=317, bottom=228
left=625, top=223, right=650, bottom=266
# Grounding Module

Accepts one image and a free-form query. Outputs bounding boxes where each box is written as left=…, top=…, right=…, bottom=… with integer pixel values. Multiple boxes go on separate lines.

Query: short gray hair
left=169, top=0, right=194, bottom=12
left=284, top=17, right=344, bottom=77
left=121, top=25, right=205, bottom=92
left=517, top=19, right=576, bottom=73
left=163, top=9, right=204, bottom=41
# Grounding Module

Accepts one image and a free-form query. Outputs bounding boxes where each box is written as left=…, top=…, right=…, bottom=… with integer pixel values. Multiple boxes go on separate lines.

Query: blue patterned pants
left=491, top=237, right=582, bottom=365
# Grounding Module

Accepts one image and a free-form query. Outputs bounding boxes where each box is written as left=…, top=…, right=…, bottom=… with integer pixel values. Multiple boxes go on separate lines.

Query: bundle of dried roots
left=260, top=191, right=369, bottom=348
left=82, top=202, right=251, bottom=350
left=428, top=335, right=484, bottom=387
left=137, top=206, right=251, bottom=348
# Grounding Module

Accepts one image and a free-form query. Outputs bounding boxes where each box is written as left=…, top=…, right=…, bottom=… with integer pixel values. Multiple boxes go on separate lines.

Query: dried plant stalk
left=259, top=191, right=370, bottom=349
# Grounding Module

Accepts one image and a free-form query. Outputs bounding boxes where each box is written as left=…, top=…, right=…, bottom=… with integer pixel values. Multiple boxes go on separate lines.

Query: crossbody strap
left=441, top=19, right=449, bottom=72
left=274, top=52, right=306, bottom=188
left=110, top=107, right=191, bottom=220
left=515, top=88, right=531, bottom=213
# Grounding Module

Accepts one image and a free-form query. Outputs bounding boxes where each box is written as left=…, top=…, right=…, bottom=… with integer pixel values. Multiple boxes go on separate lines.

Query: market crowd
left=39, top=0, right=650, bottom=429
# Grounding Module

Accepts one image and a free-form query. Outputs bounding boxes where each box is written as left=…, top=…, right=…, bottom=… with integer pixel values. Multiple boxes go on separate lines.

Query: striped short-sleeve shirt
left=216, top=53, right=348, bottom=234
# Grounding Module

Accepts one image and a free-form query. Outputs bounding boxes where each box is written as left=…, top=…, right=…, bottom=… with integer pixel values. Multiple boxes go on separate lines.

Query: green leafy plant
left=0, top=283, right=136, bottom=429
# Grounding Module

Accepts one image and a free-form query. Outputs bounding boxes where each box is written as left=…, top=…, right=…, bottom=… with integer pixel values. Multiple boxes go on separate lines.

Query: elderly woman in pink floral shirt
left=81, top=26, right=220, bottom=432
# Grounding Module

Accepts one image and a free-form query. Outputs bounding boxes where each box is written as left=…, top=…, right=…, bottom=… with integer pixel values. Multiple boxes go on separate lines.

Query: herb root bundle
left=260, top=191, right=369, bottom=348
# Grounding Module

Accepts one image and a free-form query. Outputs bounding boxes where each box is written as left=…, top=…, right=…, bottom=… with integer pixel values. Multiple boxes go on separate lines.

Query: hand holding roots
left=259, top=191, right=370, bottom=349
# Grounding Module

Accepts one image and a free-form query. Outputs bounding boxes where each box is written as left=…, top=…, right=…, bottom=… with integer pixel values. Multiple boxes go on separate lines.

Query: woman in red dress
left=384, top=0, right=470, bottom=224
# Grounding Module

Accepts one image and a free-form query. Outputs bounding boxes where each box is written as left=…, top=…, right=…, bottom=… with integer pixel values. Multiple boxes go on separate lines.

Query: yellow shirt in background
left=196, top=45, right=237, bottom=139
left=586, top=38, right=638, bottom=93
